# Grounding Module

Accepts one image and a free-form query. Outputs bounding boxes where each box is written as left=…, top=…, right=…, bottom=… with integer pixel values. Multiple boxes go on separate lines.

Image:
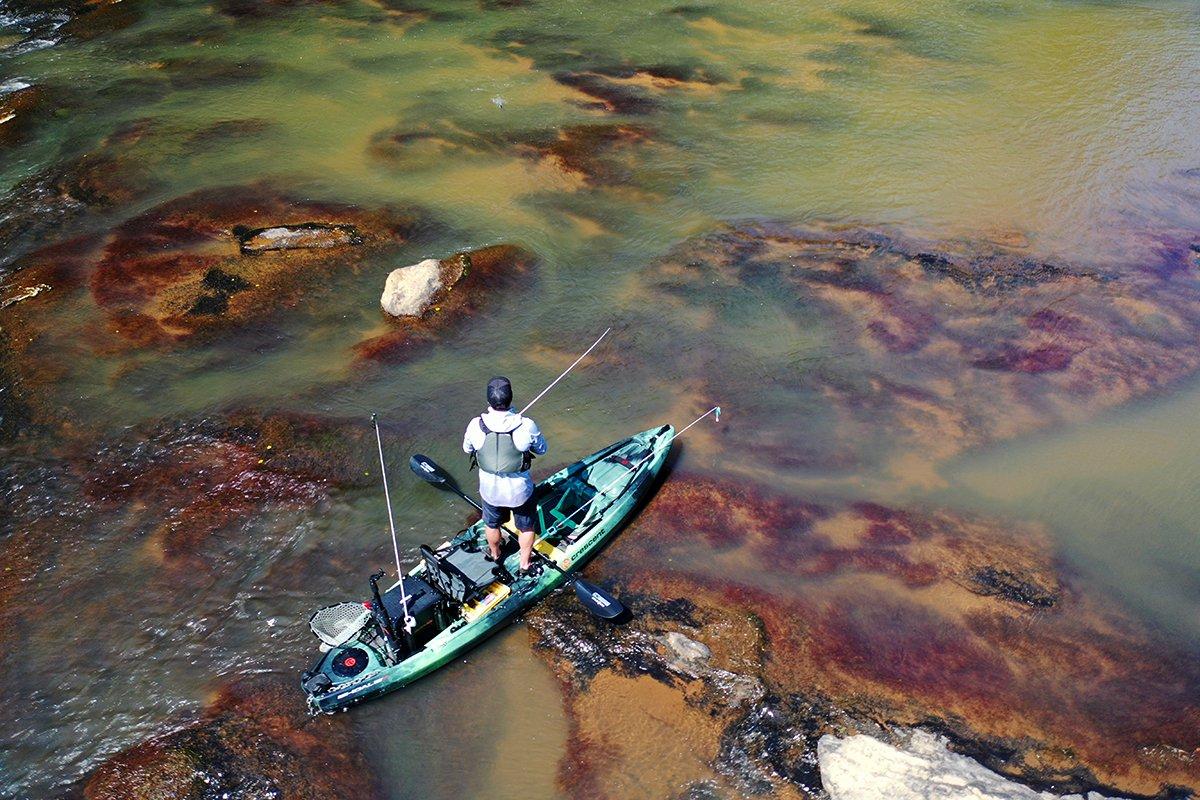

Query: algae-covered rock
left=79, top=675, right=380, bottom=800
left=75, top=408, right=375, bottom=567
left=629, top=222, right=1200, bottom=479
left=83, top=185, right=419, bottom=347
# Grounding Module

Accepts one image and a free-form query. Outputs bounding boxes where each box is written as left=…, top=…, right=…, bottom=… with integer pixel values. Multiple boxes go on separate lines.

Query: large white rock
left=818, top=732, right=1123, bottom=800
left=381, top=258, right=443, bottom=317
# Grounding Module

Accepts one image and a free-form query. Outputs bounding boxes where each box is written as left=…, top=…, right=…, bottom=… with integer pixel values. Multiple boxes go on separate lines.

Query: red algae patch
left=529, top=473, right=1200, bottom=798
left=631, top=222, right=1200, bottom=480
left=89, top=185, right=418, bottom=348
left=80, top=675, right=380, bottom=800
left=353, top=243, right=536, bottom=364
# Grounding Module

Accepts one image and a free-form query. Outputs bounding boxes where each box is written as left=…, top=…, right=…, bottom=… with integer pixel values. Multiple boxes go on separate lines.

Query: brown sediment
left=369, top=122, right=654, bottom=187
left=630, top=222, right=1200, bottom=480
left=352, top=243, right=536, bottom=364
left=78, top=675, right=380, bottom=799
left=529, top=473, right=1200, bottom=798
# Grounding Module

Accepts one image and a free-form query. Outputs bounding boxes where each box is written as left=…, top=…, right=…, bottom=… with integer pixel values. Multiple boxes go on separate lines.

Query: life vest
left=474, top=415, right=532, bottom=474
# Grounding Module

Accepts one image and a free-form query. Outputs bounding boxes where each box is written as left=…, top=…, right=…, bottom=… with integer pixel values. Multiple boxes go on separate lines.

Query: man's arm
left=523, top=419, right=548, bottom=456
left=462, top=419, right=479, bottom=454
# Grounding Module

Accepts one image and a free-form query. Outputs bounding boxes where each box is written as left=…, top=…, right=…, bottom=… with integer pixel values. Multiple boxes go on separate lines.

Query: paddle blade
left=572, top=577, right=626, bottom=620
left=410, top=454, right=450, bottom=486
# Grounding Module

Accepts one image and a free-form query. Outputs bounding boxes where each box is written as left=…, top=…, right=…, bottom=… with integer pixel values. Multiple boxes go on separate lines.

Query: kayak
left=300, top=424, right=674, bottom=713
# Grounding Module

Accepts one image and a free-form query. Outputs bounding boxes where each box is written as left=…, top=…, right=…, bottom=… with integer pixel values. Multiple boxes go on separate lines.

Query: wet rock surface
left=818, top=732, right=1122, bottom=800
left=72, top=408, right=375, bottom=566
left=627, top=222, right=1200, bottom=479
left=528, top=473, right=1200, bottom=799
left=74, top=675, right=380, bottom=800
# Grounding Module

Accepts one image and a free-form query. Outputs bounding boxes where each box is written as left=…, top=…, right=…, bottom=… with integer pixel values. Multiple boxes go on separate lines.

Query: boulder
left=353, top=244, right=535, bottom=363
left=380, top=258, right=443, bottom=317
left=818, top=732, right=1123, bottom=800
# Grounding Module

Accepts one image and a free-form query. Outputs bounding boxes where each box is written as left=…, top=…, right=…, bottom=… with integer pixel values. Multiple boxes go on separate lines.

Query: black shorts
left=482, top=496, right=537, bottom=532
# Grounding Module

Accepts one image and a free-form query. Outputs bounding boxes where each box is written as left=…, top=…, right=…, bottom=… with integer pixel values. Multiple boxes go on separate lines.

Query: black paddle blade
left=410, top=454, right=451, bottom=486
left=572, top=577, right=626, bottom=619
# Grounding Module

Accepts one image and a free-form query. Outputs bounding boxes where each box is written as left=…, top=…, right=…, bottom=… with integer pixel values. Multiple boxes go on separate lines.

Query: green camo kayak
left=300, top=424, right=673, bottom=713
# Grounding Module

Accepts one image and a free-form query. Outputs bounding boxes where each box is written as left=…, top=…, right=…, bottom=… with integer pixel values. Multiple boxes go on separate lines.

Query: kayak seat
left=420, top=544, right=497, bottom=605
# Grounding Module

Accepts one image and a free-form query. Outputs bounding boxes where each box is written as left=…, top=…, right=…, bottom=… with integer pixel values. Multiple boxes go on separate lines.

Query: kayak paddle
left=408, top=453, right=627, bottom=620
left=410, top=453, right=484, bottom=513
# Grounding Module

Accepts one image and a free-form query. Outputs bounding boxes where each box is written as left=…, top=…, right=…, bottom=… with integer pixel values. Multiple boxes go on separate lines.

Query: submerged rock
left=80, top=185, right=419, bottom=347
left=369, top=121, right=655, bottom=187
left=818, top=732, right=1123, bottom=800
left=0, top=84, right=44, bottom=146
left=74, top=409, right=375, bottom=567
left=628, top=222, right=1200, bottom=479
left=78, top=675, right=380, bottom=799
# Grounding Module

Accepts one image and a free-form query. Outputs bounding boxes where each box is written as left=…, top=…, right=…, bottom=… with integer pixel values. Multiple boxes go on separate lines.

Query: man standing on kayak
left=463, top=376, right=548, bottom=578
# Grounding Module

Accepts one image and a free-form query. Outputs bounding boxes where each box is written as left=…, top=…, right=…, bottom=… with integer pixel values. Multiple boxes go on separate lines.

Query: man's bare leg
left=485, top=526, right=502, bottom=561
left=518, top=529, right=535, bottom=571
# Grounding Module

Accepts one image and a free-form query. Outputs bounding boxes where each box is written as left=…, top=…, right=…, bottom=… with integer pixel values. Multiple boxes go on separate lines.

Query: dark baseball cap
left=487, top=376, right=513, bottom=410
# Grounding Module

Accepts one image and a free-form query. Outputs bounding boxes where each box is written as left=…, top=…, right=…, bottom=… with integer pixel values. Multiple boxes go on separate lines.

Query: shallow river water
left=2, top=0, right=1200, bottom=797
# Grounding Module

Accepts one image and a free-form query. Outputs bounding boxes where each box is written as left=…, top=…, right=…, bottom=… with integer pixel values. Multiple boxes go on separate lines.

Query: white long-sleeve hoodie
left=462, top=408, right=547, bottom=507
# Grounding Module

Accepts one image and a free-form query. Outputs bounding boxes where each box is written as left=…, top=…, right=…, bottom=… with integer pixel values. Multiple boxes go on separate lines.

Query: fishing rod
left=543, top=405, right=722, bottom=540
left=372, top=413, right=415, bottom=636
left=520, top=327, right=611, bottom=415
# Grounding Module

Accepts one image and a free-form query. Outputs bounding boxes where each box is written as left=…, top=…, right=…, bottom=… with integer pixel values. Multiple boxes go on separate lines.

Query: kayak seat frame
left=539, top=481, right=598, bottom=542
left=419, top=544, right=495, bottom=606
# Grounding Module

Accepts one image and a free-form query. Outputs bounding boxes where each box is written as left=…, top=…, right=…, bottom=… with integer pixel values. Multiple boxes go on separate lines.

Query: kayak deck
left=301, top=424, right=673, bottom=713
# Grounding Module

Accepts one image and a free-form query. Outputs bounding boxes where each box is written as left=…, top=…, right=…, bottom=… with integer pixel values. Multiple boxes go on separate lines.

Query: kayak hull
left=304, top=424, right=673, bottom=713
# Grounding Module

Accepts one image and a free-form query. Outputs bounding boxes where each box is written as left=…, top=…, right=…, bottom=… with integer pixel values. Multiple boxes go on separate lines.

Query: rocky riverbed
left=527, top=475, right=1200, bottom=798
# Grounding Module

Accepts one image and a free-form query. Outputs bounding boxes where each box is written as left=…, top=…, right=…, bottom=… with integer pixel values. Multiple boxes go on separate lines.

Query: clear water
left=2, top=0, right=1200, bottom=795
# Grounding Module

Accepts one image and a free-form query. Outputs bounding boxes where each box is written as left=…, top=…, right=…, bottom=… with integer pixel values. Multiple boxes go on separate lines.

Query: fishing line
left=520, top=327, right=611, bottom=415
left=544, top=405, right=723, bottom=540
